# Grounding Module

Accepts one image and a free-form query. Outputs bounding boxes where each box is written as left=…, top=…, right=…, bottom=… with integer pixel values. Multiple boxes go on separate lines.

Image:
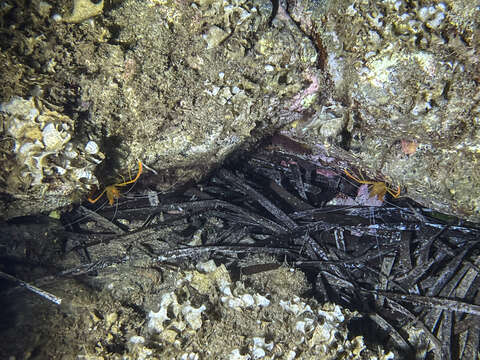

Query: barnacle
left=344, top=169, right=400, bottom=201
left=88, top=160, right=143, bottom=205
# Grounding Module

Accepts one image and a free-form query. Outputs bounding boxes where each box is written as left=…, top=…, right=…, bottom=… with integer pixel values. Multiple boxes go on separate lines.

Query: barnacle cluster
left=0, top=96, right=103, bottom=208
left=122, top=261, right=395, bottom=359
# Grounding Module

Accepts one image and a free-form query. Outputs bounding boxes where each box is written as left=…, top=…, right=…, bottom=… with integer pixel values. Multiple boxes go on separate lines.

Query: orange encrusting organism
left=344, top=169, right=400, bottom=201
left=88, top=160, right=143, bottom=205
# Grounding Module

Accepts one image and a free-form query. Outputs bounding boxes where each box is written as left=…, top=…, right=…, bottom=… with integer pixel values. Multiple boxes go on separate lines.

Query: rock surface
left=0, top=0, right=479, bottom=221
left=0, top=0, right=319, bottom=218
left=285, top=0, right=480, bottom=221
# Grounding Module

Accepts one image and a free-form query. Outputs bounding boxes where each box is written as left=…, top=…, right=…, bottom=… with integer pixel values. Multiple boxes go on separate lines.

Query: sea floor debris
left=1, top=148, right=479, bottom=359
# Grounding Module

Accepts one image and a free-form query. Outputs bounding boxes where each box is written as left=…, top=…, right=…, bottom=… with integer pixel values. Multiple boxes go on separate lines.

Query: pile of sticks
left=5, top=148, right=480, bottom=359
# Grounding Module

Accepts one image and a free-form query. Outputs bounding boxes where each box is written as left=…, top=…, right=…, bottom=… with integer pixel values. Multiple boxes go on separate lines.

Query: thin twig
left=1, top=270, right=62, bottom=305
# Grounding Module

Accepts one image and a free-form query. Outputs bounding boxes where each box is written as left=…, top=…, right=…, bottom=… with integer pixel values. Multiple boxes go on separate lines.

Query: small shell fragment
left=73, top=168, right=94, bottom=181
left=42, top=123, right=70, bottom=150
left=85, top=140, right=99, bottom=154
left=54, top=166, right=67, bottom=175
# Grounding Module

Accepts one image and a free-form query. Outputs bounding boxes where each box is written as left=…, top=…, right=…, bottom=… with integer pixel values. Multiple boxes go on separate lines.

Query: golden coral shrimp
left=344, top=168, right=400, bottom=201
left=88, top=160, right=143, bottom=205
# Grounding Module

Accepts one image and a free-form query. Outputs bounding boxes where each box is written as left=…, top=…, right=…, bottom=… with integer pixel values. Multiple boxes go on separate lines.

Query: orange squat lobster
left=344, top=169, right=400, bottom=201
left=88, top=160, right=143, bottom=205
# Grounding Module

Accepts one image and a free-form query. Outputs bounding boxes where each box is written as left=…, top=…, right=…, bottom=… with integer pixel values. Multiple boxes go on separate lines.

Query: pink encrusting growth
left=315, top=168, right=337, bottom=178
left=275, top=3, right=291, bottom=22
left=289, top=71, right=320, bottom=112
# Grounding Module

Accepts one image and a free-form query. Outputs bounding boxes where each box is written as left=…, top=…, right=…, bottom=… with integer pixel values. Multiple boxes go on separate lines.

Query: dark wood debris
left=2, top=149, right=480, bottom=359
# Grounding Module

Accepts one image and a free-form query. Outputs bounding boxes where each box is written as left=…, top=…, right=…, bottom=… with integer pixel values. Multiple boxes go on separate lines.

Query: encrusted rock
left=0, top=96, right=104, bottom=218
left=77, top=0, right=319, bottom=192
left=129, top=262, right=396, bottom=359
left=286, top=0, right=480, bottom=221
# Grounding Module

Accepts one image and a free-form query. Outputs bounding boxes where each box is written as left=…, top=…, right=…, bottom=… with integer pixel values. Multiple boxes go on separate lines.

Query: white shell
left=129, top=336, right=145, bottom=344
left=182, top=304, right=206, bottom=330
left=85, top=140, right=99, bottom=154
left=18, top=142, right=38, bottom=155
left=64, top=149, right=78, bottom=159
left=0, top=96, right=39, bottom=120
left=7, top=117, right=30, bottom=138
left=54, top=166, right=67, bottom=175
left=42, top=123, right=70, bottom=150
left=73, top=168, right=93, bottom=181
left=32, top=150, right=55, bottom=168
